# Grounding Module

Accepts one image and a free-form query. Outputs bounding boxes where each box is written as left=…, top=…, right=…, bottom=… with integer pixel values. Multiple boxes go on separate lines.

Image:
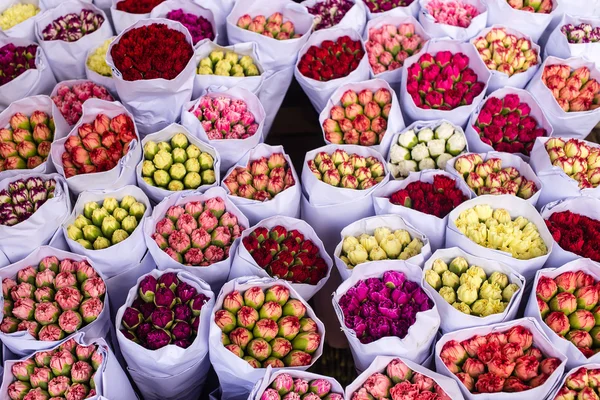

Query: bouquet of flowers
left=553, top=366, right=600, bottom=399
left=365, top=22, right=425, bottom=76
left=297, top=35, right=364, bottom=82
left=198, top=50, right=260, bottom=77
left=506, top=0, right=552, bottom=13
left=190, top=95, right=260, bottom=141
left=236, top=12, right=300, bottom=40
left=116, top=0, right=165, bottom=14
left=86, top=38, right=113, bottom=78
left=305, top=0, right=355, bottom=31
left=253, top=370, right=343, bottom=400
left=419, top=0, right=487, bottom=41
left=545, top=135, right=600, bottom=189
left=541, top=64, right=600, bottom=112
left=51, top=81, right=114, bottom=126
left=562, top=22, right=600, bottom=43
left=0, top=4, right=39, bottom=31
left=41, top=10, right=105, bottom=42
left=0, top=43, right=38, bottom=87
left=0, top=176, right=56, bottom=226
left=423, top=0, right=480, bottom=28
left=363, top=0, right=416, bottom=14
left=166, top=8, right=214, bottom=45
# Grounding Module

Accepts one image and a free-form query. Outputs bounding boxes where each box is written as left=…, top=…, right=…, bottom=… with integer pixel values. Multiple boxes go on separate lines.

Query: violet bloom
left=0, top=43, right=38, bottom=87
left=42, top=10, right=105, bottom=42
left=306, top=0, right=354, bottom=30
left=166, top=9, right=215, bottom=44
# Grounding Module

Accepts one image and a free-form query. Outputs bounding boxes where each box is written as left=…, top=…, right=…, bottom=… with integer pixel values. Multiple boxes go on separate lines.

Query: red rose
left=268, top=260, right=289, bottom=279
left=288, top=265, right=309, bottom=283
left=483, top=97, right=503, bottom=115
left=276, top=250, right=295, bottom=267
left=483, top=126, right=503, bottom=144
left=503, top=94, right=521, bottom=112
left=252, top=247, right=273, bottom=268
left=477, top=108, right=493, bottom=126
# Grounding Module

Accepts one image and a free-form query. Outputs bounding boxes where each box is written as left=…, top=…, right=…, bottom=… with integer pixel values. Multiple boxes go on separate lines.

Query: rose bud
left=7, top=380, right=32, bottom=399
left=265, top=285, right=290, bottom=305
left=122, top=307, right=143, bottom=330
left=49, top=350, right=75, bottom=377
left=549, top=292, right=577, bottom=314
left=3, top=278, right=17, bottom=298
left=246, top=338, right=272, bottom=361
left=150, top=306, right=174, bottom=330
left=225, top=343, right=243, bottom=358
left=575, top=285, right=599, bottom=310
left=569, top=309, right=596, bottom=331
left=54, top=272, right=76, bottom=290
left=71, top=360, right=93, bottom=384
left=136, top=322, right=153, bottom=344
left=17, top=266, right=37, bottom=285
left=12, top=297, right=35, bottom=321
left=506, top=326, right=533, bottom=351
left=190, top=293, right=209, bottom=316
left=58, top=310, right=82, bottom=334
left=555, top=271, right=578, bottom=293
left=543, top=310, right=571, bottom=336
left=171, top=321, right=192, bottom=341
left=502, top=376, right=530, bottom=393
left=237, top=305, right=259, bottom=330
left=474, top=372, right=505, bottom=393
left=11, top=282, right=34, bottom=301
left=138, top=275, right=157, bottom=303
left=488, top=356, right=516, bottom=379
left=79, top=297, right=103, bottom=323
left=244, top=287, right=265, bottom=309
left=33, top=300, right=60, bottom=325
left=462, top=357, right=486, bottom=378
left=47, top=375, right=71, bottom=397
left=566, top=329, right=593, bottom=348
left=589, top=368, right=600, bottom=387
left=0, top=316, right=19, bottom=333
left=75, top=261, right=97, bottom=284
left=146, top=328, right=172, bottom=350
left=173, top=303, right=192, bottom=322
left=75, top=345, right=96, bottom=362
left=54, top=286, right=83, bottom=311
left=229, top=327, right=253, bottom=350
left=283, top=349, right=312, bottom=367
left=12, top=358, right=35, bottom=382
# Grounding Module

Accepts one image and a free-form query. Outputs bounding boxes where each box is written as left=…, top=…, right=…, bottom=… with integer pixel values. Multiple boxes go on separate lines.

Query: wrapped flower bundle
left=223, top=153, right=295, bottom=201
left=0, top=43, right=38, bottom=87
left=339, top=227, right=425, bottom=268
left=151, top=197, right=245, bottom=266
left=261, top=373, right=343, bottom=399
left=307, top=149, right=386, bottom=190
left=41, top=10, right=105, bottom=42
left=339, top=270, right=433, bottom=344
left=545, top=211, right=600, bottom=262
left=190, top=95, right=259, bottom=140
left=452, top=154, right=538, bottom=199
left=236, top=13, right=299, bottom=40
left=366, top=23, right=425, bottom=75
left=425, top=256, right=520, bottom=317
left=545, top=137, right=600, bottom=189
left=364, top=0, right=415, bottom=13
left=110, top=24, right=193, bottom=81
left=66, top=195, right=146, bottom=250
left=0, top=256, right=106, bottom=339
left=142, top=133, right=215, bottom=191
left=0, top=3, right=39, bottom=31
left=473, top=28, right=538, bottom=77
left=0, top=110, right=55, bottom=171
left=389, top=174, right=468, bottom=218
left=542, top=65, right=600, bottom=112
left=506, top=0, right=553, bottom=13
left=242, top=225, right=328, bottom=285
left=197, top=50, right=260, bottom=77
left=388, top=122, right=466, bottom=178
left=6, top=339, right=104, bottom=400
left=424, top=0, right=480, bottom=28
left=120, top=272, right=210, bottom=349
left=536, top=270, right=600, bottom=357
left=440, top=326, right=561, bottom=393
left=87, top=38, right=113, bottom=78
left=472, top=94, right=547, bottom=156
left=554, top=367, right=600, bottom=399
left=51, top=81, right=114, bottom=126
left=116, top=0, right=165, bottom=14
left=306, top=0, right=354, bottom=31
left=454, top=204, right=548, bottom=260
left=562, top=23, right=600, bottom=44
left=0, top=176, right=56, bottom=227
left=406, top=51, right=486, bottom=110
left=321, top=88, right=391, bottom=146
left=60, top=112, right=135, bottom=178
left=215, top=284, right=321, bottom=368
left=297, top=36, right=365, bottom=82
left=166, top=9, right=215, bottom=45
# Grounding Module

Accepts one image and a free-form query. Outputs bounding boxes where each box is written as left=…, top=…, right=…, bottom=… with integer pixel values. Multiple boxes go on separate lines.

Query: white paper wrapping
left=435, top=317, right=567, bottom=400
left=363, top=0, right=421, bottom=20
left=249, top=368, right=345, bottom=400
left=418, top=0, right=487, bottom=41
left=301, top=0, right=367, bottom=34
left=135, top=123, right=221, bottom=204
left=0, top=246, right=111, bottom=357
left=109, top=0, right=150, bottom=34
left=40, top=0, right=92, bottom=8
left=333, top=214, right=432, bottom=281
left=194, top=0, right=235, bottom=45
left=372, top=169, right=474, bottom=251
left=209, top=276, right=325, bottom=400
left=221, top=144, right=301, bottom=226
left=143, top=186, right=250, bottom=290
left=548, top=363, right=600, bottom=399
left=333, top=261, right=441, bottom=372
left=485, top=0, right=558, bottom=43
left=0, top=0, right=42, bottom=42
left=115, top=268, right=215, bottom=400
left=445, top=195, right=554, bottom=281
left=84, top=36, right=117, bottom=95
left=546, top=14, right=600, bottom=68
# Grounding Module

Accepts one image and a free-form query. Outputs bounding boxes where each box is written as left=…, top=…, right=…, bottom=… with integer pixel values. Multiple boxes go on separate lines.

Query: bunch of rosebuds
left=545, top=137, right=600, bottom=189
left=1, top=256, right=106, bottom=340
left=262, top=373, right=343, bottom=400
left=52, top=82, right=114, bottom=126
left=0, top=110, right=54, bottom=171
left=87, top=38, right=113, bottom=77
left=425, top=0, right=480, bottom=28
left=151, top=197, right=245, bottom=266
left=236, top=12, right=299, bottom=40
left=322, top=88, right=391, bottom=146
left=121, top=272, right=210, bottom=350
left=191, top=95, right=259, bottom=140
left=61, top=113, right=135, bottom=178
left=0, top=3, right=39, bottom=30
left=340, top=227, right=425, bottom=268
left=41, top=10, right=105, bottom=42
left=197, top=50, right=260, bottom=77
left=215, top=285, right=321, bottom=368
left=506, top=0, right=553, bottom=13
left=554, top=367, right=600, bottom=399
left=306, top=0, right=354, bottom=31
left=562, top=23, right=600, bottom=44
left=223, top=153, right=295, bottom=202
left=7, top=339, right=104, bottom=400
left=440, top=326, right=561, bottom=393
left=542, top=65, right=600, bottom=112
left=363, top=0, right=415, bottom=13
left=0, top=43, right=39, bottom=87
left=166, top=9, right=214, bottom=45
left=452, top=154, right=538, bottom=199
left=366, top=23, right=425, bottom=75
left=242, top=226, right=328, bottom=285
left=67, top=195, right=146, bottom=250
left=308, top=149, right=386, bottom=190
left=0, top=177, right=56, bottom=227
left=297, top=36, right=364, bottom=82
left=473, top=28, right=538, bottom=77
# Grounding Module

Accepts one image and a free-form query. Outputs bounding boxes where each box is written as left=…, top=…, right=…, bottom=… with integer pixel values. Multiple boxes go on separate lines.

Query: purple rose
left=382, top=271, right=406, bottom=289
left=367, top=316, right=390, bottom=340
left=360, top=301, right=378, bottom=318
left=392, top=289, right=410, bottom=305
left=369, top=286, right=391, bottom=303
left=338, top=293, right=360, bottom=315
left=378, top=299, right=401, bottom=320
left=365, top=278, right=384, bottom=292
left=403, top=281, right=419, bottom=293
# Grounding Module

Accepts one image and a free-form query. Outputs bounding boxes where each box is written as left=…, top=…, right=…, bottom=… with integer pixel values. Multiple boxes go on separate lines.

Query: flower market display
left=223, top=153, right=295, bottom=201
left=41, top=10, right=105, bottom=42
left=61, top=112, right=136, bottom=177
left=306, top=0, right=354, bottom=31
left=506, top=0, right=553, bottom=13
left=388, top=122, right=467, bottom=178
left=545, top=137, right=600, bottom=189
left=6, top=340, right=104, bottom=399
left=365, top=23, right=425, bottom=75
left=52, top=82, right=114, bottom=126
left=116, top=0, right=165, bottom=14
left=454, top=204, right=548, bottom=260
left=424, top=0, right=480, bottom=28
left=166, top=9, right=214, bottom=45
left=0, top=110, right=55, bottom=171
left=472, top=94, right=547, bottom=156
left=0, top=256, right=105, bottom=339
left=473, top=28, right=539, bottom=77
left=190, top=95, right=260, bottom=140
left=0, top=43, right=39, bottom=87
left=321, top=88, right=391, bottom=146
left=425, top=256, right=520, bottom=317
left=120, top=272, right=210, bottom=349
left=339, top=227, right=425, bottom=268
left=0, top=176, right=56, bottom=226
left=87, top=38, right=113, bottom=78
left=554, top=367, right=600, bottom=399
left=440, top=326, right=562, bottom=393
left=307, top=149, right=385, bottom=189
left=151, top=197, right=245, bottom=265
left=338, top=271, right=433, bottom=344
left=215, top=284, right=321, bottom=368
left=142, top=133, right=216, bottom=191
left=0, top=3, right=39, bottom=31
left=297, top=36, right=365, bottom=82
left=261, top=373, right=343, bottom=399
left=452, top=154, right=538, bottom=199
left=545, top=211, right=600, bottom=262
left=542, top=65, right=600, bottom=112
left=236, top=13, right=299, bottom=40
left=197, top=51, right=260, bottom=77
left=562, top=23, right=600, bottom=44
left=363, top=0, right=415, bottom=13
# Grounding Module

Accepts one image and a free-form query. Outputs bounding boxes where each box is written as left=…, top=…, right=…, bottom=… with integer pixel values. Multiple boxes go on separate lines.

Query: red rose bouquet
left=542, top=64, right=600, bottom=112
left=116, top=0, right=164, bottom=14
left=297, top=36, right=365, bottom=82
left=545, top=210, right=600, bottom=262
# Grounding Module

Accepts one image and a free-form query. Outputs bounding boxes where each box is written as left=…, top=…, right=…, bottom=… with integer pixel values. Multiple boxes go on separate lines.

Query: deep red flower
left=298, top=36, right=364, bottom=82
left=546, top=211, right=600, bottom=261
left=116, top=0, right=164, bottom=14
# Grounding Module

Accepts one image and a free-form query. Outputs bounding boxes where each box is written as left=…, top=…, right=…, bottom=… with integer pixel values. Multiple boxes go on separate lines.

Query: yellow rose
left=492, top=208, right=512, bottom=224
left=87, top=38, right=114, bottom=77
left=474, top=204, right=493, bottom=221
left=0, top=4, right=39, bottom=30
